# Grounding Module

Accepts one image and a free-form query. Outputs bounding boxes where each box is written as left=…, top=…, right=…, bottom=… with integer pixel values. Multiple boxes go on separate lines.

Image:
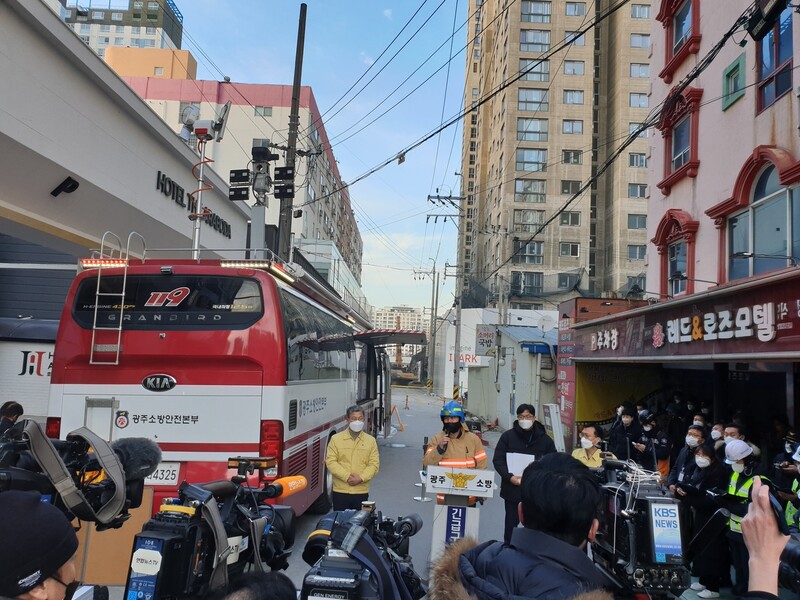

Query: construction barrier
left=391, top=404, right=405, bottom=431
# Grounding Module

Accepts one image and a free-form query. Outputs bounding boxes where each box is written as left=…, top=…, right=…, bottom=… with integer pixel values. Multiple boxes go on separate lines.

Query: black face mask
left=443, top=422, right=461, bottom=435
left=52, top=575, right=81, bottom=600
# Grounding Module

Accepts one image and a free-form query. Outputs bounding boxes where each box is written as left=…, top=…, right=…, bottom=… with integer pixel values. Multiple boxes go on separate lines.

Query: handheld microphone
left=264, top=475, right=307, bottom=500
left=110, top=437, right=162, bottom=481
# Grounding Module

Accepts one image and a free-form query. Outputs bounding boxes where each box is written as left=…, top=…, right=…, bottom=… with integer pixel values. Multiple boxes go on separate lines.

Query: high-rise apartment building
left=460, top=0, right=651, bottom=310
left=45, top=0, right=183, bottom=59
left=371, top=305, right=429, bottom=358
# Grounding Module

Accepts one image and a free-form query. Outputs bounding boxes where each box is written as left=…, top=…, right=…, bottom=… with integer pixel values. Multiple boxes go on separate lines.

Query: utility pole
left=444, top=263, right=463, bottom=402
left=418, top=261, right=438, bottom=388
left=277, top=3, right=307, bottom=262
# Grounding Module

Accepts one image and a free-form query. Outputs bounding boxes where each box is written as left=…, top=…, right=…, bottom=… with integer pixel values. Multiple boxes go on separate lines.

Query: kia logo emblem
left=142, top=374, right=177, bottom=392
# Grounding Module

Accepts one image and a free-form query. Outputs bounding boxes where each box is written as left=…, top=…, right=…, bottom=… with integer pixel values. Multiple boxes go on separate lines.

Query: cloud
left=383, top=8, right=392, bottom=19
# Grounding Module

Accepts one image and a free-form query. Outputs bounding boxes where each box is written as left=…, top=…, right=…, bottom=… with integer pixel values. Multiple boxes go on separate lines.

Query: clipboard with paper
left=506, top=452, right=535, bottom=477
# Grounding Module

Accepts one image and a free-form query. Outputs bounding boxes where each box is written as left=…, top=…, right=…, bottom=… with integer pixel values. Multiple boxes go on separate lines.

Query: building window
left=111, top=12, right=123, bottom=21
left=520, top=58, right=549, bottom=81
left=757, top=7, right=793, bottom=111
left=516, top=149, right=547, bottom=172
left=629, top=92, right=649, bottom=108
left=98, top=36, right=110, bottom=45
left=80, top=23, right=91, bottom=32
left=566, top=2, right=586, bottom=16
left=628, top=275, right=646, bottom=291
left=563, top=89, right=584, bottom=104
left=99, top=24, right=111, bottom=32
left=631, top=4, right=650, bottom=18
left=154, top=66, right=164, bottom=76
left=518, top=88, right=549, bottom=111
left=668, top=242, right=688, bottom=295
left=79, top=35, right=90, bottom=44
left=96, top=48, right=105, bottom=57
left=627, top=245, right=646, bottom=260
left=147, top=13, right=158, bottom=21
left=562, top=119, right=583, bottom=134
left=630, top=63, right=650, bottom=78
left=114, top=37, right=124, bottom=45
left=564, top=60, right=585, bottom=75
left=629, top=122, right=648, bottom=137
left=514, top=209, right=546, bottom=232
left=558, top=272, right=580, bottom=288
left=560, top=211, right=581, bottom=225
left=561, top=180, right=581, bottom=195
left=565, top=31, right=585, bottom=46
left=512, top=241, right=544, bottom=264
left=520, top=29, right=550, bottom=52
left=133, top=1, right=143, bottom=8
left=628, top=183, right=647, bottom=198
left=148, top=1, right=159, bottom=9
left=722, top=53, right=746, bottom=110
left=728, top=164, right=800, bottom=280
left=628, top=214, right=647, bottom=229
left=517, top=118, right=548, bottom=141
left=115, top=25, right=125, bottom=32
left=254, top=106, right=273, bottom=117
left=91, top=11, right=104, bottom=19
left=630, top=33, right=650, bottom=48
left=656, top=87, right=703, bottom=195
left=512, top=271, right=544, bottom=295
left=629, top=153, right=648, bottom=168
left=521, top=1, right=551, bottom=23
left=131, top=26, right=140, bottom=34
left=146, top=26, right=157, bottom=35
left=515, top=179, right=546, bottom=203
left=656, top=0, right=700, bottom=83
left=560, top=242, right=580, bottom=257
left=563, top=149, right=583, bottom=164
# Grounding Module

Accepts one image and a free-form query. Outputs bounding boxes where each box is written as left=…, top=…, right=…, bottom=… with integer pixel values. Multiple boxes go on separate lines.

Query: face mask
left=617, top=407, right=623, bottom=416
left=518, top=419, right=534, bottom=430
left=643, top=425, right=653, bottom=432
left=711, top=429, right=722, bottom=441
left=724, top=436, right=736, bottom=445
left=787, top=443, right=795, bottom=454
left=693, top=420, right=704, bottom=427
left=621, top=417, right=633, bottom=426
left=695, top=457, right=711, bottom=469
left=349, top=420, right=364, bottom=433
left=53, top=576, right=81, bottom=600
left=731, top=462, right=745, bottom=473
left=443, top=421, right=461, bottom=434
left=685, top=435, right=699, bottom=448
left=580, top=437, right=595, bottom=449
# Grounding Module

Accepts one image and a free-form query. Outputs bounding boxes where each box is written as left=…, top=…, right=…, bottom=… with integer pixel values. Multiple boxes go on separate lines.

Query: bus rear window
left=73, top=275, right=263, bottom=330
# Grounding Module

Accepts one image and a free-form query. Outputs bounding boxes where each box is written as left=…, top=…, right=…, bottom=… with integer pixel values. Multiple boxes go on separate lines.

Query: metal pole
left=426, top=261, right=436, bottom=384
left=277, top=2, right=307, bottom=262
left=452, top=296, right=462, bottom=401
left=431, top=271, right=439, bottom=390
left=191, top=140, right=207, bottom=260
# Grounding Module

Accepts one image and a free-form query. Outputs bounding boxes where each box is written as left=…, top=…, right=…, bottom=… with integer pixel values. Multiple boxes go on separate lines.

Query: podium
left=423, top=466, right=496, bottom=563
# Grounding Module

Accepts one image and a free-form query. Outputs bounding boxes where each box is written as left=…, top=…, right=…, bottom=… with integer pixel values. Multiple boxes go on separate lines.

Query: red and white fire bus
left=46, top=251, right=424, bottom=515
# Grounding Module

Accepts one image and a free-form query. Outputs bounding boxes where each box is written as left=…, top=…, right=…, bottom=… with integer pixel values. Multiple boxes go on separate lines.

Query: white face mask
left=349, top=420, right=365, bottom=433
left=685, top=435, right=699, bottom=448
left=711, top=430, right=722, bottom=441
left=695, top=456, right=711, bottom=469
left=693, top=420, right=704, bottom=427
left=617, top=407, right=623, bottom=416
left=518, top=419, right=534, bottom=430
left=580, top=436, right=595, bottom=449
left=643, top=425, right=653, bottom=432
left=786, top=443, right=794, bottom=454
left=724, top=436, right=737, bottom=445
left=731, top=462, right=745, bottom=473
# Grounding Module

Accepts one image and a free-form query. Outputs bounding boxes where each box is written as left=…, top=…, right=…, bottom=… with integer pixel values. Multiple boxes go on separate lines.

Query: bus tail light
left=259, top=420, right=283, bottom=481
left=45, top=417, right=61, bottom=439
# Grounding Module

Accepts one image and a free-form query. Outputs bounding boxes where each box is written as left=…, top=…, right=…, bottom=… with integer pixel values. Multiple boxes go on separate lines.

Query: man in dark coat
left=633, top=411, right=671, bottom=472
left=429, top=453, right=613, bottom=600
left=668, top=424, right=705, bottom=491
left=608, top=404, right=643, bottom=461
left=493, top=403, right=557, bottom=543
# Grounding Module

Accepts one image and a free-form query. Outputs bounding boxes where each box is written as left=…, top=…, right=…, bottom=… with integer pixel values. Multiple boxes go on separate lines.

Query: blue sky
left=177, top=1, right=465, bottom=314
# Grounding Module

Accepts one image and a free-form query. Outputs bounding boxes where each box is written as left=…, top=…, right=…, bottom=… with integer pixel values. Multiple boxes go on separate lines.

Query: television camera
left=0, top=419, right=161, bottom=530
left=125, top=456, right=305, bottom=600
left=301, top=503, right=426, bottom=600
left=591, top=459, right=691, bottom=598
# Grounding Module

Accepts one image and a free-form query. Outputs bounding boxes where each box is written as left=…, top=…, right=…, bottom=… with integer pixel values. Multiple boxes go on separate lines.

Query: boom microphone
left=110, top=438, right=162, bottom=481
left=264, top=475, right=307, bottom=500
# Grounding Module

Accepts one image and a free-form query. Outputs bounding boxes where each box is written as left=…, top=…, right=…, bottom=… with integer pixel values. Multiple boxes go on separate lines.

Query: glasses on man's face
left=349, top=416, right=365, bottom=422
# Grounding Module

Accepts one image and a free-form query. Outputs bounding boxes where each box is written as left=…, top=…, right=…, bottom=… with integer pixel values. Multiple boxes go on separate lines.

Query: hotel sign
left=156, top=171, right=232, bottom=239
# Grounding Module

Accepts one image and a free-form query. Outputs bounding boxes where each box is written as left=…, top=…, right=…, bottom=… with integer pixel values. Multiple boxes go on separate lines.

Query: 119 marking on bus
left=144, top=287, right=190, bottom=307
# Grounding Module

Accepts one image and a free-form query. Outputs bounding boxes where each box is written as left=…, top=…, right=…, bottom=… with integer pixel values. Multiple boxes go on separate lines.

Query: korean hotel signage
left=156, top=171, right=232, bottom=238
left=570, top=274, right=800, bottom=359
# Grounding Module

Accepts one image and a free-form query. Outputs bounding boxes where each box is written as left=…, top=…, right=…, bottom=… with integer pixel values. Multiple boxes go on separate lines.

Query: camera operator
left=492, top=404, right=556, bottom=544
left=0, top=491, right=80, bottom=600
left=203, top=572, right=296, bottom=600
left=677, top=444, right=729, bottom=599
left=429, top=453, right=613, bottom=599
left=608, top=405, right=642, bottom=461
left=0, top=401, right=23, bottom=436
left=632, top=412, right=670, bottom=473
left=725, top=438, right=770, bottom=596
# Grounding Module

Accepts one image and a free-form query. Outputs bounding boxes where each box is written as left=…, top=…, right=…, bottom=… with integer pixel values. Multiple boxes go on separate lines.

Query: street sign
left=475, top=325, right=496, bottom=356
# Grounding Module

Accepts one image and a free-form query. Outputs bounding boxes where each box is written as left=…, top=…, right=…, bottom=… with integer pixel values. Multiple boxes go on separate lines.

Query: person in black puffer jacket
left=429, top=453, right=615, bottom=600
left=493, top=403, right=557, bottom=544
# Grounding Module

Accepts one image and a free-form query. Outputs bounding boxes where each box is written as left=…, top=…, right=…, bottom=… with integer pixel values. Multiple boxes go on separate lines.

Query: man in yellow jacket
left=326, top=404, right=380, bottom=511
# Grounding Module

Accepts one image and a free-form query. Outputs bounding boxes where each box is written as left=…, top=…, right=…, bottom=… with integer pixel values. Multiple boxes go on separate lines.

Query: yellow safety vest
left=727, top=471, right=755, bottom=533
left=786, top=479, right=799, bottom=527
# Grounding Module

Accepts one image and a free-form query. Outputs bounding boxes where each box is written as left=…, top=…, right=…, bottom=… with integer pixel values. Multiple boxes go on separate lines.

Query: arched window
left=656, top=0, right=701, bottom=84
left=651, top=209, right=698, bottom=296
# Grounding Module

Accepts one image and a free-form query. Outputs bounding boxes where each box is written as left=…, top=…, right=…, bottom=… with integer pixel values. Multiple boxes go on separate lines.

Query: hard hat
left=441, top=400, right=465, bottom=422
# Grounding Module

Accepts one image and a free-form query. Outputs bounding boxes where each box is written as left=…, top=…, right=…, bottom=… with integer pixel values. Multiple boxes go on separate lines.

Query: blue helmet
left=441, top=400, right=465, bottom=422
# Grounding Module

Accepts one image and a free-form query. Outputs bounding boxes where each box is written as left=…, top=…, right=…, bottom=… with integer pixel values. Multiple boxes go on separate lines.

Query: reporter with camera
left=0, top=490, right=80, bottom=600
left=429, top=453, right=613, bottom=599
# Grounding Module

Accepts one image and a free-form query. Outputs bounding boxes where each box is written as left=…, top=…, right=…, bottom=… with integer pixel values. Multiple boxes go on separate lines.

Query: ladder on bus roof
left=89, top=232, right=146, bottom=365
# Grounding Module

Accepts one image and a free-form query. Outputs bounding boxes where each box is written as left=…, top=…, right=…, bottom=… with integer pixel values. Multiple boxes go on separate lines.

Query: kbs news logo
left=18, top=350, right=53, bottom=377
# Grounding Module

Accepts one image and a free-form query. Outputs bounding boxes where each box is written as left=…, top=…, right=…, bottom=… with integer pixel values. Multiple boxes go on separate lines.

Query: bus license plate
left=145, top=462, right=181, bottom=487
